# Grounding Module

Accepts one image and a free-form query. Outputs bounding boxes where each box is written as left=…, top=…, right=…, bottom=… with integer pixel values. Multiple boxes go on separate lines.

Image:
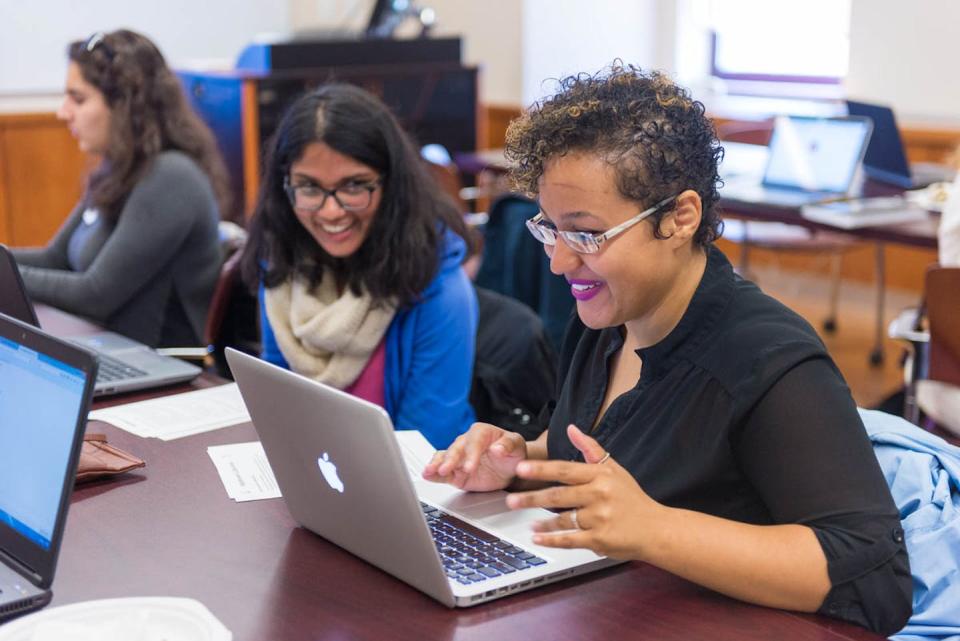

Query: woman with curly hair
left=12, top=30, right=228, bottom=348
left=240, top=84, right=477, bottom=449
left=425, top=65, right=912, bottom=635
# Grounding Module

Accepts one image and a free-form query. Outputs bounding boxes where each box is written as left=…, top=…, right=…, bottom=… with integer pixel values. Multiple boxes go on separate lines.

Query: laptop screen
left=845, top=100, right=912, bottom=185
left=763, top=115, right=872, bottom=193
left=0, top=336, right=86, bottom=550
left=0, top=245, right=39, bottom=327
left=0, top=314, right=95, bottom=588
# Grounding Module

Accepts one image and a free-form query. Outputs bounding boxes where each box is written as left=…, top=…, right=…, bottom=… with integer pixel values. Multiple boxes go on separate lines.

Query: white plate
left=0, top=597, right=231, bottom=641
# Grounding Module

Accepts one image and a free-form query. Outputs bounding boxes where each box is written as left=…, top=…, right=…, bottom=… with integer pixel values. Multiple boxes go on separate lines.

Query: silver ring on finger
left=570, top=508, right=580, bottom=530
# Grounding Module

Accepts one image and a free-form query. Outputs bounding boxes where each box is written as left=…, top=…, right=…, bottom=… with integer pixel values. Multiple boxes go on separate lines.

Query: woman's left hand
left=505, top=424, right=667, bottom=560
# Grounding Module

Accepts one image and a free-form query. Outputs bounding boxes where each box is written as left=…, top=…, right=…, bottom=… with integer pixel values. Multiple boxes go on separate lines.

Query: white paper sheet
left=206, top=441, right=280, bottom=502
left=88, top=383, right=250, bottom=440
left=204, top=431, right=436, bottom=503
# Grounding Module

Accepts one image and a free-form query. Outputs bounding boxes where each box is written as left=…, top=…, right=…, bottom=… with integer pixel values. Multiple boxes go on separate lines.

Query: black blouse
left=545, top=246, right=912, bottom=636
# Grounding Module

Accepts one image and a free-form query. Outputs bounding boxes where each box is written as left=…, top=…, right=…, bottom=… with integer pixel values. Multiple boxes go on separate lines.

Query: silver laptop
left=722, top=114, right=873, bottom=207
left=0, top=244, right=200, bottom=397
left=225, top=347, right=620, bottom=607
left=0, top=312, right=98, bottom=621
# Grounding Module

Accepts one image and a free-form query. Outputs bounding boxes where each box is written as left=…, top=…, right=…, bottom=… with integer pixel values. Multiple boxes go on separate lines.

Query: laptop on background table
left=845, top=99, right=956, bottom=189
left=0, top=312, right=98, bottom=621
left=0, top=244, right=200, bottom=397
left=225, top=347, right=619, bottom=608
left=721, top=114, right=873, bottom=208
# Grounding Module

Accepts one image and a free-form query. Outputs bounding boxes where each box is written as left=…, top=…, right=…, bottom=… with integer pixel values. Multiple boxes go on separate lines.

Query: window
left=709, top=0, right=851, bottom=85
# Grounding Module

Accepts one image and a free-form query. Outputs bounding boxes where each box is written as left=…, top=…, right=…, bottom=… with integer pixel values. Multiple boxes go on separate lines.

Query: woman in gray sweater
left=13, top=30, right=229, bottom=348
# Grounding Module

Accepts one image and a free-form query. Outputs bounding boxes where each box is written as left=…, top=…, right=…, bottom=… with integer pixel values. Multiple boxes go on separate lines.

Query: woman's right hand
left=422, top=422, right=527, bottom=492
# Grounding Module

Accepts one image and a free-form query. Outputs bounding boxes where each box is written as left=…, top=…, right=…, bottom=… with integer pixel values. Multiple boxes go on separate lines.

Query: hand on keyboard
left=422, top=423, right=526, bottom=492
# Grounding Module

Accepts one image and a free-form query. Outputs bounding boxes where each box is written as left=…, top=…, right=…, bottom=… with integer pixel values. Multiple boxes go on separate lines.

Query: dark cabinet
left=178, top=40, right=477, bottom=221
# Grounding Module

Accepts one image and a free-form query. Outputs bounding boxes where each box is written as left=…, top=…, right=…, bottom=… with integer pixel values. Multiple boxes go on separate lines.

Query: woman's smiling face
left=288, top=141, right=383, bottom=259
left=537, top=152, right=698, bottom=333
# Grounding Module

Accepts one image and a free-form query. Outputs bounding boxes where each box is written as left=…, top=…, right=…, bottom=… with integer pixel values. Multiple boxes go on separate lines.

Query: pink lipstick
left=567, top=278, right=605, bottom=301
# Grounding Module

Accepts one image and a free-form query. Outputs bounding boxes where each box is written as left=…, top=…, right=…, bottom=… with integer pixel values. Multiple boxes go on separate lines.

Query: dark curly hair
left=505, top=63, right=723, bottom=246
left=240, top=83, right=471, bottom=307
left=68, top=30, right=231, bottom=223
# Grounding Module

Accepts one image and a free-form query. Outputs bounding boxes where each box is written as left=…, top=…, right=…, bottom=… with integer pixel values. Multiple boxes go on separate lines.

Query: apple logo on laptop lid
left=317, top=452, right=345, bottom=493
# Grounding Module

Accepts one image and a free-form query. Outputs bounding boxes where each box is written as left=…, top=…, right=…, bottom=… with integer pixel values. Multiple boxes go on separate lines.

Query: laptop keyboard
left=95, top=354, right=147, bottom=383
left=420, top=502, right=547, bottom=585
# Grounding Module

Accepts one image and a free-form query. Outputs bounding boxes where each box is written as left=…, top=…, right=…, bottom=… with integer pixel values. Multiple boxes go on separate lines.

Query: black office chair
left=475, top=194, right=574, bottom=352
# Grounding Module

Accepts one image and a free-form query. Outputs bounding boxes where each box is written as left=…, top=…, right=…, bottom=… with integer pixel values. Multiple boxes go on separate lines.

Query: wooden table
left=720, top=196, right=939, bottom=250
left=36, top=306, right=886, bottom=641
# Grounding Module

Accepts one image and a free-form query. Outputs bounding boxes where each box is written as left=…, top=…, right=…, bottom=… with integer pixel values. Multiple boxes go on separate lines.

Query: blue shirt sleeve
left=390, top=266, right=477, bottom=449
left=258, top=282, right=289, bottom=369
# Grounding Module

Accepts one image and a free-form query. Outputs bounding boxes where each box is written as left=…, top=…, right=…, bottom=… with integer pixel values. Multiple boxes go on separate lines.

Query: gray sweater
left=13, top=151, right=221, bottom=348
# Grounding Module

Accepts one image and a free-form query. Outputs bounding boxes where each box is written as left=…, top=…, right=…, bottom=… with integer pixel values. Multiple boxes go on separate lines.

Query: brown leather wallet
left=77, top=429, right=146, bottom=483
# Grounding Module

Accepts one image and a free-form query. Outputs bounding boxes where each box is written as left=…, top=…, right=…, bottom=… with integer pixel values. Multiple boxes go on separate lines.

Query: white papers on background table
left=88, top=383, right=250, bottom=441
left=207, top=441, right=280, bottom=502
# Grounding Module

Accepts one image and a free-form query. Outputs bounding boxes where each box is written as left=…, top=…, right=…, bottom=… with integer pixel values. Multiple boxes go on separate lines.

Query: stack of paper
left=206, top=441, right=281, bottom=502
left=88, top=383, right=251, bottom=441
left=801, top=196, right=929, bottom=229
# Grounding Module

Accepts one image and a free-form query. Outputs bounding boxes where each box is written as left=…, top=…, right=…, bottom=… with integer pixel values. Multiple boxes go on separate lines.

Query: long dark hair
left=240, top=83, right=470, bottom=306
left=68, top=29, right=231, bottom=221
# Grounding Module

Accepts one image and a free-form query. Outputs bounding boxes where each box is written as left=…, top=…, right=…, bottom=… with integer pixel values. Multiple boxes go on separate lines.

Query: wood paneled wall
left=478, top=104, right=522, bottom=150
left=0, top=113, right=87, bottom=247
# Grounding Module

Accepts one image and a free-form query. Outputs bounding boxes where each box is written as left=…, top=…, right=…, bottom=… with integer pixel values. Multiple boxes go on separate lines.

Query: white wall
left=521, top=0, right=660, bottom=106
left=423, top=0, right=523, bottom=107
left=10, top=1, right=957, bottom=121
left=846, top=0, right=960, bottom=120
left=0, top=2, right=289, bottom=94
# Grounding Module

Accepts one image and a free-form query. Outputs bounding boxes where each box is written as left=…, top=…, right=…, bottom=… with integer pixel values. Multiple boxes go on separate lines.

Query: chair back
left=204, top=239, right=245, bottom=348
left=926, top=266, right=960, bottom=387
left=475, top=194, right=574, bottom=350
left=203, top=225, right=260, bottom=377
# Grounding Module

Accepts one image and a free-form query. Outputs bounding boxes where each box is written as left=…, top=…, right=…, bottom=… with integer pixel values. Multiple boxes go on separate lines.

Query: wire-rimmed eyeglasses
left=525, top=194, right=678, bottom=254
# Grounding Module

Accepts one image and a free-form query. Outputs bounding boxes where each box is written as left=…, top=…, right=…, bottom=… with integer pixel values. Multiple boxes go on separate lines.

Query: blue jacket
left=260, top=230, right=478, bottom=448
left=858, top=409, right=960, bottom=641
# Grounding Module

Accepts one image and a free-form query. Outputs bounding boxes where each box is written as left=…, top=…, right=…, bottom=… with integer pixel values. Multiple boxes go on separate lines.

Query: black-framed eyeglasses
left=284, top=176, right=382, bottom=212
left=525, top=194, right=678, bottom=254
left=84, top=32, right=115, bottom=60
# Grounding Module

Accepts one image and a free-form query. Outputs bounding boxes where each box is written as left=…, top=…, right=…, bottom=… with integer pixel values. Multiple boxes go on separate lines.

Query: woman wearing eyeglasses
left=11, top=30, right=228, bottom=348
left=424, top=65, right=912, bottom=636
left=240, top=84, right=478, bottom=449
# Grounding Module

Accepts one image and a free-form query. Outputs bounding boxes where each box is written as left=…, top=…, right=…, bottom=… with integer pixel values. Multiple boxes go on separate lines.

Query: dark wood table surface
left=35, top=305, right=886, bottom=641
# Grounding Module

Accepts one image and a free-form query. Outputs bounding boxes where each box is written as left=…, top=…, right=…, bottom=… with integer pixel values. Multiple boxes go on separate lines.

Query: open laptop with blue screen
left=0, top=312, right=98, bottom=620
left=722, top=115, right=873, bottom=207
left=0, top=244, right=200, bottom=397
left=226, top=347, right=619, bottom=607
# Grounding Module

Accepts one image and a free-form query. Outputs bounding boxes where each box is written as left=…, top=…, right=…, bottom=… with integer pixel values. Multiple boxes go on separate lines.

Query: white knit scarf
left=263, top=274, right=396, bottom=389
